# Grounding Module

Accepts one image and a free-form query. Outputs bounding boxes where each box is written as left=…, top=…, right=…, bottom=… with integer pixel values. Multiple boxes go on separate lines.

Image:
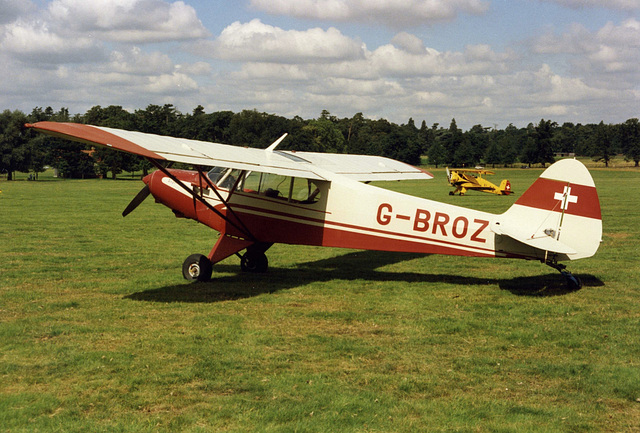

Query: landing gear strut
left=546, top=261, right=582, bottom=290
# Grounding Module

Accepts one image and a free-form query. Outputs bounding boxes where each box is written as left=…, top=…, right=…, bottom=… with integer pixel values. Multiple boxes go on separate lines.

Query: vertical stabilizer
left=499, top=179, right=512, bottom=195
left=494, top=159, right=601, bottom=260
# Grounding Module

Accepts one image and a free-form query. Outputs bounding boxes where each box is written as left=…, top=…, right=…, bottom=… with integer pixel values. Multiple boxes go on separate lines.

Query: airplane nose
left=142, top=172, right=154, bottom=185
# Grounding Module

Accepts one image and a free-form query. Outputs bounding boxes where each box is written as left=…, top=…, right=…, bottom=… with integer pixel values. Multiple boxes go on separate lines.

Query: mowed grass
left=1, top=164, right=639, bottom=432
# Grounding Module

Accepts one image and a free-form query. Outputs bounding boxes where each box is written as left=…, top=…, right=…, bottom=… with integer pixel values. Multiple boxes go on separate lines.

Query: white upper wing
left=27, top=122, right=432, bottom=182
left=288, top=151, right=433, bottom=182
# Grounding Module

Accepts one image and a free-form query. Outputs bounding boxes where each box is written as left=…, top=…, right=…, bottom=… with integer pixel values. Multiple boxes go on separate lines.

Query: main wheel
left=182, top=254, right=213, bottom=282
left=240, top=250, right=268, bottom=273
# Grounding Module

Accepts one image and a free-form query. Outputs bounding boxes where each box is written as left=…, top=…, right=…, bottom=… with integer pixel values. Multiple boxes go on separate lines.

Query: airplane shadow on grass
left=125, top=250, right=604, bottom=303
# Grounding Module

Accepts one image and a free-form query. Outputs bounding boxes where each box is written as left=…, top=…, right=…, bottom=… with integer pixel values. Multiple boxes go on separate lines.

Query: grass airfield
left=1, top=163, right=639, bottom=432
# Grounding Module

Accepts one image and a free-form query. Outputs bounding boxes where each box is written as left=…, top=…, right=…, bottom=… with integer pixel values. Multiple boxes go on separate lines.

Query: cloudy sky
left=1, top=0, right=638, bottom=129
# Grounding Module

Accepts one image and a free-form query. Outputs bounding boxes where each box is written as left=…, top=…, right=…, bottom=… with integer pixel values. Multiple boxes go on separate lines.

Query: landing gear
left=240, top=250, right=269, bottom=273
left=546, top=261, right=582, bottom=290
left=182, top=242, right=271, bottom=281
left=182, top=254, right=213, bottom=282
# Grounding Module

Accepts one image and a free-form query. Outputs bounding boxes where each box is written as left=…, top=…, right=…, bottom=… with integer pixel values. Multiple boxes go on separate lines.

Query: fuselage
left=143, top=168, right=515, bottom=261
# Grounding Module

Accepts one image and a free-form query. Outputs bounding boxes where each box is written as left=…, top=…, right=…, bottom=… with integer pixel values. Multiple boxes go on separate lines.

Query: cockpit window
left=207, top=167, right=324, bottom=205
left=207, top=167, right=226, bottom=184
left=208, top=167, right=241, bottom=190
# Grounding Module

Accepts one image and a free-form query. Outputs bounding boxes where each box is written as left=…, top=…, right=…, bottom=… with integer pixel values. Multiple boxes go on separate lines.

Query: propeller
left=122, top=185, right=151, bottom=217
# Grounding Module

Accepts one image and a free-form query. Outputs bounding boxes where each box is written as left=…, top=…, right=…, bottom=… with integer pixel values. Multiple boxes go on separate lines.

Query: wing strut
left=193, top=165, right=256, bottom=239
left=147, top=159, right=256, bottom=242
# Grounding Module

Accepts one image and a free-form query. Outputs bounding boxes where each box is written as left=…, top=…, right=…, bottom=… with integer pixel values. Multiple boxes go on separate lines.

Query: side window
left=243, top=171, right=261, bottom=193
left=258, top=173, right=289, bottom=199
left=291, top=178, right=322, bottom=204
left=211, top=169, right=325, bottom=205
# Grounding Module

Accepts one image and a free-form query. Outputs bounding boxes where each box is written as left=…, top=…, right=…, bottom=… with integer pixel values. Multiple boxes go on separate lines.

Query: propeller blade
left=122, top=185, right=151, bottom=217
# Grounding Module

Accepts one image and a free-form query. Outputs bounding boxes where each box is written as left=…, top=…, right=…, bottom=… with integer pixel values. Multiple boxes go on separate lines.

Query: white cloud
left=47, top=0, right=209, bottom=43
left=176, top=61, right=212, bottom=76
left=249, top=0, right=489, bottom=26
left=209, top=19, right=365, bottom=63
left=145, top=72, right=198, bottom=94
left=0, top=0, right=36, bottom=24
left=0, top=19, right=106, bottom=64
left=540, top=0, right=640, bottom=11
left=391, top=32, right=425, bottom=54
left=109, top=47, right=174, bottom=75
left=0, top=1, right=637, bottom=130
left=532, top=18, right=640, bottom=86
left=532, top=23, right=594, bottom=54
left=596, top=18, right=640, bottom=47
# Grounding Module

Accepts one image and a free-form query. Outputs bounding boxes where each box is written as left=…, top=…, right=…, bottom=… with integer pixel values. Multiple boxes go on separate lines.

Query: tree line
left=1, top=104, right=639, bottom=180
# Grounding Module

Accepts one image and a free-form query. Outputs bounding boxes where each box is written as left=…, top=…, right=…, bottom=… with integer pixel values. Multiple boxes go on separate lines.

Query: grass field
left=1, top=162, right=639, bottom=432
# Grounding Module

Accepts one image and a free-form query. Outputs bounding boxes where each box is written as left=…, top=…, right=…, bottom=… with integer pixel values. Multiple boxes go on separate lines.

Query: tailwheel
left=561, top=270, right=582, bottom=291
left=182, top=254, right=213, bottom=282
left=546, top=260, right=582, bottom=291
left=240, top=250, right=268, bottom=273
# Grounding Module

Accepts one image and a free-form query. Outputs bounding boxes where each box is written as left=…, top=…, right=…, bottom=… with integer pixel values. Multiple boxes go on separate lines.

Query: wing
left=26, top=121, right=325, bottom=180
left=451, top=168, right=494, bottom=175
left=283, top=151, right=433, bottom=182
left=26, top=122, right=433, bottom=182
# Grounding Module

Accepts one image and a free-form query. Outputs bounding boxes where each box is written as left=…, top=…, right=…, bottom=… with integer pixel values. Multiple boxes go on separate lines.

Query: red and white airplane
left=27, top=122, right=602, bottom=289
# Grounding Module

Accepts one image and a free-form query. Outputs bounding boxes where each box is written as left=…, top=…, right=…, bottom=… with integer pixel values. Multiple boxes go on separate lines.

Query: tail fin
left=492, top=159, right=601, bottom=260
left=499, top=179, right=512, bottom=195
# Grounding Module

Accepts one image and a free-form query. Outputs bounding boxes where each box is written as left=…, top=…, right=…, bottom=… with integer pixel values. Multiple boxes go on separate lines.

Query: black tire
left=563, top=272, right=582, bottom=291
left=182, top=254, right=213, bottom=282
left=240, top=251, right=268, bottom=273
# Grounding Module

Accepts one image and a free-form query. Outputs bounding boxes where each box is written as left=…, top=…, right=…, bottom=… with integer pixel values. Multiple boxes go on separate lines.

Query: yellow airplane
left=446, top=167, right=513, bottom=196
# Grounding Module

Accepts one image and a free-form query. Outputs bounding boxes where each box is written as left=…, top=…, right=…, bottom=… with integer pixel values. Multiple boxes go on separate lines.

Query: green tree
left=465, top=124, right=490, bottom=163
left=426, top=140, right=447, bottom=167
left=590, top=121, right=614, bottom=167
left=483, top=141, right=502, bottom=168
left=535, top=119, right=556, bottom=166
left=305, top=114, right=346, bottom=153
left=553, top=122, right=577, bottom=154
left=441, top=119, right=464, bottom=165
left=229, top=109, right=268, bottom=147
left=0, top=110, right=29, bottom=180
left=452, top=138, right=476, bottom=167
left=82, top=106, right=140, bottom=178
left=135, top=104, right=181, bottom=135
left=523, top=119, right=556, bottom=167
left=620, top=118, right=640, bottom=166
left=377, top=119, right=422, bottom=166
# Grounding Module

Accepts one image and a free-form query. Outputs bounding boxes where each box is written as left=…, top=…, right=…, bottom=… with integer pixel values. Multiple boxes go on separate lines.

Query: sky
left=0, top=0, right=638, bottom=129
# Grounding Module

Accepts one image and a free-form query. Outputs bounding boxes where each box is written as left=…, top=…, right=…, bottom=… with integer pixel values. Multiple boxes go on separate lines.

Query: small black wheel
left=182, top=254, right=213, bottom=282
left=562, top=271, right=582, bottom=291
left=240, top=251, right=268, bottom=273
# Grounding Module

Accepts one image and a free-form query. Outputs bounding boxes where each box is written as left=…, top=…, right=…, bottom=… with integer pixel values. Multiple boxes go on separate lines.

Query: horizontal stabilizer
left=491, top=219, right=576, bottom=255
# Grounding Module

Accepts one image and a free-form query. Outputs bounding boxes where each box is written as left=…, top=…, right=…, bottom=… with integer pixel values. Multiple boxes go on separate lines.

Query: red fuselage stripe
left=229, top=202, right=497, bottom=256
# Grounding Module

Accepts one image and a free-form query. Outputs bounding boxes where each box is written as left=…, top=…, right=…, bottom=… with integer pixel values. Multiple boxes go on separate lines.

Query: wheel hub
left=188, top=263, right=201, bottom=278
